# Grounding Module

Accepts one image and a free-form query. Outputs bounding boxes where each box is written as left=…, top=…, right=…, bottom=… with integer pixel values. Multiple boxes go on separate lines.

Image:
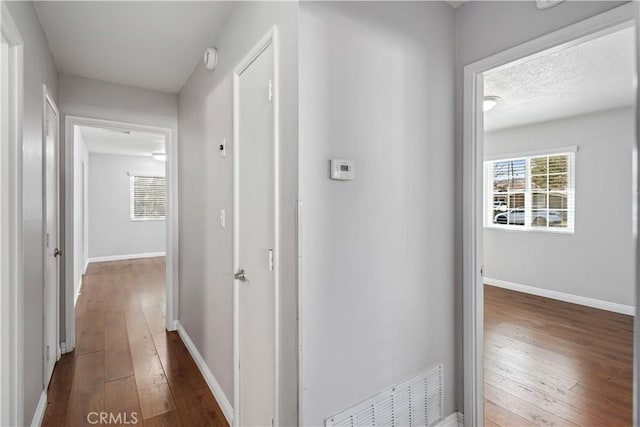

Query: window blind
left=129, top=175, right=166, bottom=221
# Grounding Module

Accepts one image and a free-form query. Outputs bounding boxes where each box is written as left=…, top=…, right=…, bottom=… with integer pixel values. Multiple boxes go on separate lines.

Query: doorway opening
left=462, top=4, right=638, bottom=426
left=62, top=116, right=176, bottom=354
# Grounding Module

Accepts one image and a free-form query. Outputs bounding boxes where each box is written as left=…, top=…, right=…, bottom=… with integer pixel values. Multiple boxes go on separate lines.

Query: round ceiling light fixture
left=483, top=95, right=502, bottom=112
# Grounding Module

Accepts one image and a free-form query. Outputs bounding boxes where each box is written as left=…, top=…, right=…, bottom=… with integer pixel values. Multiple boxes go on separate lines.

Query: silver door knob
left=234, top=269, right=247, bottom=282
left=54, top=248, right=62, bottom=258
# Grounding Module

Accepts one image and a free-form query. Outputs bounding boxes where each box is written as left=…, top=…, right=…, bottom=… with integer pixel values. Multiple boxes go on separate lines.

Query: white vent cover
left=326, top=365, right=444, bottom=427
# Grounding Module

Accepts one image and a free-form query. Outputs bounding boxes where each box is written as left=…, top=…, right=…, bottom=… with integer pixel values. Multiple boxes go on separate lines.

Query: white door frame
left=0, top=3, right=24, bottom=425
left=63, top=115, right=178, bottom=353
left=635, top=6, right=640, bottom=427
left=462, top=4, right=638, bottom=425
left=42, top=84, right=60, bottom=385
left=232, top=26, right=280, bottom=427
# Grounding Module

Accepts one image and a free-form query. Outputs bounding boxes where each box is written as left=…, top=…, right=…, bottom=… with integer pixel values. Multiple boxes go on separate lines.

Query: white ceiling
left=34, top=1, right=237, bottom=93
left=79, top=126, right=165, bottom=158
left=484, top=26, right=635, bottom=132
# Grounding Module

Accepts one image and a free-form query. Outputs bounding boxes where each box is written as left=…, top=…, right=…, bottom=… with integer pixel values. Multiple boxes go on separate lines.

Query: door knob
left=234, top=269, right=247, bottom=282
left=54, top=248, right=62, bottom=258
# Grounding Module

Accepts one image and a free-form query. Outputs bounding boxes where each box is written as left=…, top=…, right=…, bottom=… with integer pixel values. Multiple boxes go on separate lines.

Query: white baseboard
left=83, top=258, right=89, bottom=275
left=87, top=252, right=166, bottom=264
left=175, top=321, right=234, bottom=425
left=30, top=390, right=47, bottom=427
left=74, top=277, right=82, bottom=307
left=485, top=277, right=636, bottom=316
left=436, top=411, right=463, bottom=427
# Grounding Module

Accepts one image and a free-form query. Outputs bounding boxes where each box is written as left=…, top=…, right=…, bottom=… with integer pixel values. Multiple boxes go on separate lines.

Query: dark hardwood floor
left=42, top=258, right=228, bottom=427
left=484, top=285, right=634, bottom=427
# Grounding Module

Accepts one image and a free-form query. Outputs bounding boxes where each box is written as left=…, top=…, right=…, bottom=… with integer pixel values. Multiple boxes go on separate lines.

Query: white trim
left=232, top=26, right=280, bottom=427
left=635, top=5, right=640, bottom=427
left=87, top=252, right=166, bottom=264
left=126, top=171, right=165, bottom=178
left=74, top=278, right=82, bottom=308
left=485, top=278, right=636, bottom=316
left=483, top=145, right=578, bottom=161
left=462, top=5, right=636, bottom=427
left=0, top=4, right=24, bottom=425
left=64, top=116, right=178, bottom=355
left=29, top=391, right=46, bottom=427
left=435, top=412, right=464, bottom=427
left=175, top=321, right=234, bottom=425
left=83, top=258, right=89, bottom=275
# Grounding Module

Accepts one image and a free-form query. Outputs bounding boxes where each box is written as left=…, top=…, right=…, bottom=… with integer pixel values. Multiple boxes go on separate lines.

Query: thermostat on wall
left=330, top=159, right=355, bottom=181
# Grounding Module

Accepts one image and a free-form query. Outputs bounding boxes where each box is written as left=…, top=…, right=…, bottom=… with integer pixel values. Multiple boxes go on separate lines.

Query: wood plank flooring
left=42, top=258, right=228, bottom=427
left=484, top=285, right=634, bottom=427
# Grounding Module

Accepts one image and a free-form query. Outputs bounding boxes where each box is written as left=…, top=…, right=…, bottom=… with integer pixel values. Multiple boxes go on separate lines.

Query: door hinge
left=480, top=266, right=484, bottom=277
left=46, top=233, right=50, bottom=248
left=46, top=345, right=50, bottom=362
left=268, top=249, right=274, bottom=271
left=268, top=79, right=273, bottom=102
left=270, top=418, right=274, bottom=427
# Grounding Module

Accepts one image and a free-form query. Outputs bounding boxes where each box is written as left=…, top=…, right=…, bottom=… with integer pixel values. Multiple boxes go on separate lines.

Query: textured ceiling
left=80, top=126, right=166, bottom=158
left=484, top=26, right=635, bottom=131
left=34, top=2, right=237, bottom=93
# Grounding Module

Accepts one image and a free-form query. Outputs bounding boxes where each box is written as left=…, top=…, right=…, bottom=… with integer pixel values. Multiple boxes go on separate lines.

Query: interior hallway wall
left=453, top=0, right=627, bottom=410
left=177, top=2, right=298, bottom=423
left=4, top=1, right=59, bottom=423
left=299, top=2, right=456, bottom=423
left=88, top=153, right=166, bottom=259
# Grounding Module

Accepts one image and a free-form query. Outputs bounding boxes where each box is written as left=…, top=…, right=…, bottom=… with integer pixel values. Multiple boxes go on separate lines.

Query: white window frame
left=129, top=173, right=166, bottom=221
left=484, top=148, right=576, bottom=234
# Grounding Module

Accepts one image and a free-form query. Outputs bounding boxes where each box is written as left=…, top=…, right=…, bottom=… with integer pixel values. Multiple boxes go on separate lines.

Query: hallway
left=41, top=258, right=227, bottom=426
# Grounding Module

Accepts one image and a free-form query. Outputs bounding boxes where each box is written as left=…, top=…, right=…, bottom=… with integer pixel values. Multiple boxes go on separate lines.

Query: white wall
left=72, top=127, right=88, bottom=301
left=299, top=2, right=456, bottom=424
left=177, top=2, right=298, bottom=423
left=3, top=1, right=59, bottom=423
left=58, top=74, right=178, bottom=132
left=453, top=0, right=627, bottom=409
left=484, top=108, right=635, bottom=306
left=88, top=153, right=165, bottom=258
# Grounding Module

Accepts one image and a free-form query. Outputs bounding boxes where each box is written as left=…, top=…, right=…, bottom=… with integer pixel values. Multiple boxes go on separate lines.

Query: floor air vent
left=326, top=365, right=443, bottom=427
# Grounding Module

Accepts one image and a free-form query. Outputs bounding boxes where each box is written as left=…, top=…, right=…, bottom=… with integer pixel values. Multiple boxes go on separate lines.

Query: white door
left=43, top=90, right=60, bottom=387
left=235, top=41, right=276, bottom=426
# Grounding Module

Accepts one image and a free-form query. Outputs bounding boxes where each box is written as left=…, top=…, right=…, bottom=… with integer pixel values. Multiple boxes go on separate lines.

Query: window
left=485, top=151, right=575, bottom=232
left=129, top=175, right=166, bottom=221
